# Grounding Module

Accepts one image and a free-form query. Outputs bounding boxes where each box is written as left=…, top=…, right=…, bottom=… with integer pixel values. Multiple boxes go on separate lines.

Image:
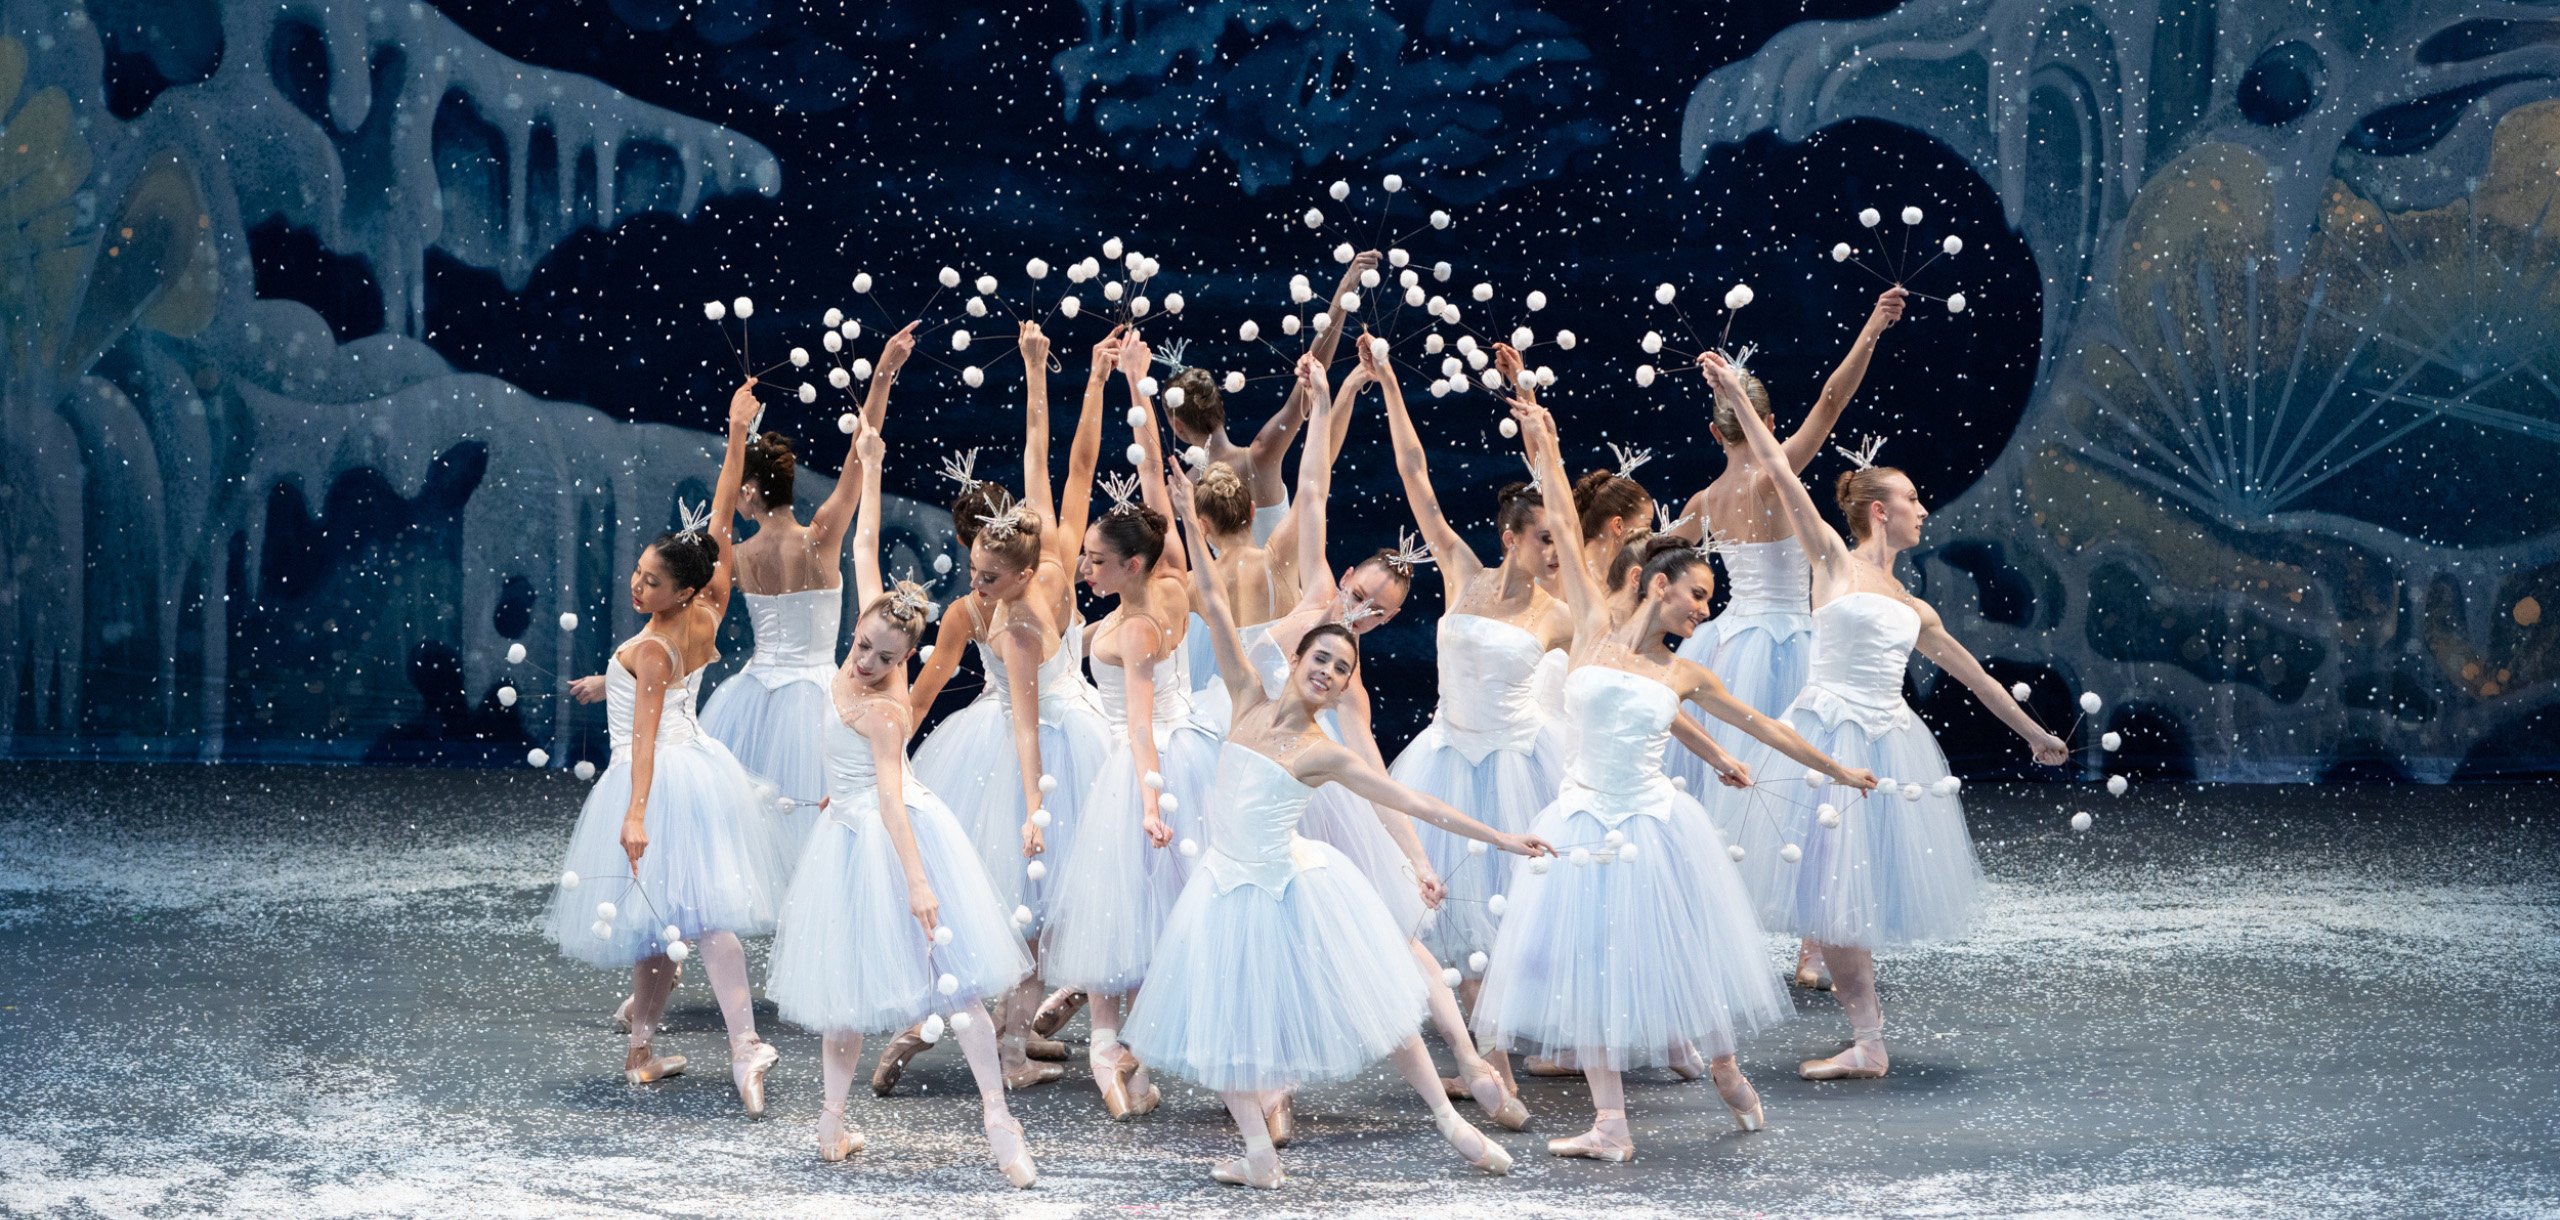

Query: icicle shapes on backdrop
left=1834, top=203, right=1968, bottom=314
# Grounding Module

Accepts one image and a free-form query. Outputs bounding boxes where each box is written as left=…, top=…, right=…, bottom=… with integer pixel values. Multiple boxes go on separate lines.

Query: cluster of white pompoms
left=919, top=1013, right=946, bottom=1044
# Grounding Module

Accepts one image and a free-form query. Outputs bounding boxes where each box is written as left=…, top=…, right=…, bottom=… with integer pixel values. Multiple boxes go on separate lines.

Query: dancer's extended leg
left=954, top=1003, right=1038, bottom=1187
left=1212, top=1091, right=1284, bottom=1187
left=697, top=930, right=778, bottom=1114
left=1411, top=942, right=1526, bottom=1129
left=1389, top=1037, right=1512, bottom=1174
left=1548, top=1056, right=1633, bottom=1161
left=623, top=953, right=685, bottom=1083
left=816, top=1032, right=866, bottom=1160
left=1800, top=943, right=1888, bottom=1079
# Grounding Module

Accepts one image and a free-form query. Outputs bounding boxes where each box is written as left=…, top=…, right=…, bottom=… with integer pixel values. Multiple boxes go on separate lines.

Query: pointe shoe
left=1461, top=1063, right=1529, bottom=1131
left=1004, top=1059, right=1065, bottom=1090
left=1436, top=1108, right=1514, bottom=1175
left=871, top=1025, right=929, bottom=1097
left=1798, top=1038, right=1889, bottom=1080
left=1093, top=1053, right=1134, bottom=1119
left=623, top=1044, right=687, bottom=1085
left=1710, top=1061, right=1766, bottom=1132
left=1210, top=1154, right=1285, bottom=1189
left=1667, top=1040, right=1706, bottom=1082
left=985, top=1115, right=1038, bottom=1188
left=1547, top=1110, right=1634, bottom=1162
left=732, top=1038, right=780, bottom=1118
left=1124, top=1060, right=1163, bottom=1116
left=1025, top=1036, right=1070, bottom=1062
left=816, top=1109, right=866, bottom=1162
left=1031, top=988, right=1085, bottom=1039
left=1524, top=1054, right=1583, bottom=1077
left=1440, top=1076, right=1470, bottom=1100
left=1264, top=1095, right=1295, bottom=1148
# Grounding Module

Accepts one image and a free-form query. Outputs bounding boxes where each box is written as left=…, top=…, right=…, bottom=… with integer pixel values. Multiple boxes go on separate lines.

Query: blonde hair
left=1192, top=463, right=1252, bottom=535
left=1835, top=466, right=1907, bottom=543
left=1708, top=370, right=1773, bottom=445
left=860, top=580, right=938, bottom=644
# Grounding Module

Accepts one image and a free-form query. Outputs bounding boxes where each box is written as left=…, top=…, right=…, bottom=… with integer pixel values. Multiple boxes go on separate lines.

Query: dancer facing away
left=1704, top=350, right=2066, bottom=1080
left=888, top=323, right=1116, bottom=1092
left=702, top=322, right=919, bottom=851
left=1477, top=396, right=1877, bottom=1163
left=1119, top=458, right=1552, bottom=1190
left=1661, top=290, right=1905, bottom=990
left=764, top=418, right=1039, bottom=1186
left=1040, top=331, right=1229, bottom=1119
left=543, top=379, right=790, bottom=1114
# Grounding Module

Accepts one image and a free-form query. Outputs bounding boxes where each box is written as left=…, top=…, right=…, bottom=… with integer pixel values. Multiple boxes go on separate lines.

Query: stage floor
left=0, top=762, right=2552, bottom=1217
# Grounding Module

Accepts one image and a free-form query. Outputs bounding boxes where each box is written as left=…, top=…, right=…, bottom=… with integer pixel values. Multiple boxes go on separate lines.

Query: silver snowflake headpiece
left=1607, top=441, right=1655, bottom=479
left=1151, top=338, right=1192, bottom=377
left=1726, top=341, right=1759, bottom=375
left=939, top=448, right=984, bottom=491
left=977, top=502, right=1034, bottom=540
left=883, top=580, right=942, bottom=624
left=1834, top=434, right=1888, bottom=471
left=1339, top=596, right=1386, bottom=628
left=1379, top=528, right=1436, bottom=577
left=1654, top=503, right=1698, bottom=537
left=1099, top=470, right=1144, bottom=514
left=675, top=497, right=712, bottom=539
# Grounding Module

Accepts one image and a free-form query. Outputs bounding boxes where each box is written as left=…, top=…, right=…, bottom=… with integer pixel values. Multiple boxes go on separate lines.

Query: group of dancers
left=542, top=254, right=2071, bottom=1189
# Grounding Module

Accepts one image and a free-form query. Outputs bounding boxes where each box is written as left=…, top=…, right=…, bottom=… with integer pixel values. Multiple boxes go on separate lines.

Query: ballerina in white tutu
left=887, top=322, right=1115, bottom=1091
left=702, top=322, right=919, bottom=852
left=1477, top=397, right=1878, bottom=1162
left=1705, top=350, right=2066, bottom=1080
left=765, top=418, right=1039, bottom=1185
left=1120, top=460, right=1552, bottom=1189
left=1040, top=332, right=1228, bottom=1118
left=543, top=379, right=790, bottom=1115
left=1660, top=290, right=1904, bottom=989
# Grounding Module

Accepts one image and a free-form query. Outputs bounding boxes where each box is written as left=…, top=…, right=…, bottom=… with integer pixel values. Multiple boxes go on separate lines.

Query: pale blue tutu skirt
left=543, top=739, right=790, bottom=968
left=1390, top=720, right=1569, bottom=963
left=1123, top=845, right=1428, bottom=1094
left=910, top=697, right=1111, bottom=936
left=699, top=673, right=833, bottom=851
left=1750, top=707, right=1982, bottom=948
left=1473, top=792, right=1788, bottom=1069
left=1665, top=613, right=1814, bottom=797
left=767, top=787, right=1033, bottom=1034
left=1295, top=783, right=1430, bottom=940
left=1040, top=718, right=1222, bottom=993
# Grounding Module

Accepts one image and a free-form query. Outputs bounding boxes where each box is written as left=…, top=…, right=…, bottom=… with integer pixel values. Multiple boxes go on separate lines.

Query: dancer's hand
left=1716, top=762, right=1753, bottom=789
left=1090, top=323, right=1127, bottom=378
left=1832, top=766, right=1880, bottom=792
left=1698, top=349, right=1748, bottom=400
left=2029, top=730, right=2069, bottom=767
left=1167, top=460, right=1197, bottom=522
left=1499, top=832, right=1556, bottom=858
left=878, top=321, right=919, bottom=377
left=1142, top=810, right=1173, bottom=849
left=908, top=877, right=942, bottom=940
left=1347, top=328, right=1382, bottom=385
left=727, top=378, right=762, bottom=433
left=1492, top=342, right=1525, bottom=386
left=1021, top=814, right=1045, bottom=858
left=568, top=675, right=606, bottom=704
left=1865, top=286, right=1907, bottom=335
left=1415, top=869, right=1446, bottom=910
left=1017, top=320, right=1049, bottom=370
left=854, top=418, right=885, bottom=466
left=1504, top=397, right=1555, bottom=454
left=1118, top=332, right=1153, bottom=382
left=619, top=811, right=649, bottom=870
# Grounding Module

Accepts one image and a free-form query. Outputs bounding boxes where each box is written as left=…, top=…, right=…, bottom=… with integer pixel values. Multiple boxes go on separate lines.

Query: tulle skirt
left=1295, top=784, right=1430, bottom=940
left=1123, top=846, right=1428, bottom=1094
left=1040, top=719, right=1223, bottom=994
left=1745, top=707, right=1982, bottom=948
left=1473, top=792, right=1789, bottom=1070
left=1665, top=614, right=1814, bottom=798
left=1389, top=721, right=1569, bottom=963
left=698, top=673, right=833, bottom=851
left=910, top=697, right=1112, bottom=937
left=767, top=787, right=1034, bottom=1034
left=543, top=738, right=790, bottom=968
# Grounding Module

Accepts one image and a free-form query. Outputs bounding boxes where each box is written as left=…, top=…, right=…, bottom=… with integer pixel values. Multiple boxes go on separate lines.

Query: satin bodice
left=973, top=620, right=1102, bottom=727
left=606, top=636, right=705, bottom=755
left=1093, top=635, right=1195, bottom=734
left=1432, top=614, right=1554, bottom=761
left=820, top=701, right=936, bottom=824
left=1719, top=537, right=1813, bottom=619
left=1199, top=741, right=1328, bottom=896
left=1795, top=592, right=1923, bottom=735
left=740, top=588, right=841, bottom=686
left=1556, top=666, right=1679, bottom=825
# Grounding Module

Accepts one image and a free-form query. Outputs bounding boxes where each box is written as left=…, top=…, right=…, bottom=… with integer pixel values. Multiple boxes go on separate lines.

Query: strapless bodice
left=973, top=620, right=1104, bottom=726
left=820, top=702, right=940, bottom=824
left=1431, top=614, right=1554, bottom=762
left=1719, top=537, right=1812, bottom=619
left=1093, top=621, right=1195, bottom=732
left=1555, top=666, right=1679, bottom=826
left=739, top=588, right=841, bottom=685
left=1794, top=591, right=1923, bottom=735
left=1198, top=741, right=1329, bottom=896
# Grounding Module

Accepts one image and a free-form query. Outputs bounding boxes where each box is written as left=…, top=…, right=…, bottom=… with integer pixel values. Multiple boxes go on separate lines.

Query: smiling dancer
left=543, top=380, right=790, bottom=1115
left=1705, top=350, right=2066, bottom=1080
left=765, top=418, right=1038, bottom=1185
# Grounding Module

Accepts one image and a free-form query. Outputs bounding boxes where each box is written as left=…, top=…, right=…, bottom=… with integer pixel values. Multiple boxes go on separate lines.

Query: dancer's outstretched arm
left=1299, top=740, right=1553, bottom=858
left=1059, top=325, right=1125, bottom=559
left=1171, top=462, right=1258, bottom=713
left=1021, top=321, right=1064, bottom=560
left=818, top=326, right=913, bottom=550
left=847, top=421, right=884, bottom=612
left=1335, top=682, right=1446, bottom=905
left=1244, top=250, right=1380, bottom=503
left=1267, top=353, right=1341, bottom=604
left=1667, top=713, right=1751, bottom=787
left=1913, top=609, right=2070, bottom=764
left=1673, top=657, right=1874, bottom=789
left=1380, top=345, right=1483, bottom=591
left=856, top=697, right=939, bottom=937
left=696, top=380, right=762, bottom=625
left=905, top=597, right=975, bottom=721
left=858, top=322, right=919, bottom=433
left=1781, top=287, right=1904, bottom=473
left=1511, top=399, right=1603, bottom=647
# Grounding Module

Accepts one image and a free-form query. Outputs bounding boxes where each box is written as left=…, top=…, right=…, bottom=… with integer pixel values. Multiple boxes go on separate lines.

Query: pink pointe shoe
left=1547, top=1108, right=1634, bottom=1162
left=732, top=1038, right=780, bottom=1118
left=1798, top=1033, right=1889, bottom=1081
left=816, top=1106, right=865, bottom=1162
left=1436, top=1109, right=1514, bottom=1175
left=623, top=1043, right=686, bottom=1085
left=1710, top=1058, right=1766, bottom=1132
left=1211, top=1151, right=1285, bottom=1189
left=985, top=1114, right=1037, bottom=1188
left=1462, top=1062, right=1529, bottom=1131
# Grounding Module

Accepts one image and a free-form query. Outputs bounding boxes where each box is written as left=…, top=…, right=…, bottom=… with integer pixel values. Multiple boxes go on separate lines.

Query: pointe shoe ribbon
left=1463, top=1064, right=1530, bottom=1131
left=1436, top=1109, right=1514, bottom=1175
left=1546, top=1110, right=1634, bottom=1162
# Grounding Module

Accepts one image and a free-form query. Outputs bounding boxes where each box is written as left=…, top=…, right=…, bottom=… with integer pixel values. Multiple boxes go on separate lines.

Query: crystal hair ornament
left=1835, top=434, right=1888, bottom=471
left=939, top=448, right=985, bottom=491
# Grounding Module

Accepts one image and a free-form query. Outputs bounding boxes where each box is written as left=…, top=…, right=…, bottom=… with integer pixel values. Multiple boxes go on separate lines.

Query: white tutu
left=767, top=784, right=1033, bottom=1034
left=543, top=739, right=789, bottom=968
left=1391, top=719, right=1569, bottom=963
left=1295, top=784, right=1430, bottom=939
left=1747, top=703, right=1981, bottom=947
left=909, top=641, right=1112, bottom=936
left=1123, top=842, right=1427, bottom=1093
left=1666, top=610, right=1815, bottom=797
left=698, top=674, right=833, bottom=848
left=1039, top=717, right=1223, bottom=993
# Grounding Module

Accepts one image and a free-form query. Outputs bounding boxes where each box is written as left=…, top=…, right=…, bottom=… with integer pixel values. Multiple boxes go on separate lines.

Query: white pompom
left=852, top=357, right=873, bottom=380
left=596, top=900, right=618, bottom=920
left=919, top=645, right=935, bottom=662
left=1602, top=829, right=1625, bottom=848
left=497, top=685, right=517, bottom=708
left=836, top=411, right=855, bottom=433
left=1780, top=843, right=1803, bottom=864
left=1858, top=207, right=1882, bottom=228
left=1670, top=774, right=1689, bottom=792
left=1467, top=839, right=1489, bottom=856
left=1635, top=364, right=1657, bottom=388
left=1359, top=269, right=1381, bottom=290
left=1654, top=282, right=1677, bottom=305
left=951, top=329, right=972, bottom=350
left=1333, top=242, right=1356, bottom=264
left=975, top=274, right=998, bottom=297
left=1470, top=282, right=1494, bottom=303
left=662, top=924, right=682, bottom=944
left=1059, top=296, right=1081, bottom=318
left=1165, top=386, right=1186, bottom=409
left=1338, top=291, right=1361, bottom=312
left=1430, top=210, right=1451, bottom=230
left=829, top=367, right=852, bottom=390
left=1432, top=261, right=1453, bottom=282
left=1027, top=258, right=1050, bottom=280
left=1103, top=236, right=1124, bottom=259
left=1817, top=804, right=1841, bottom=829
left=1556, top=329, right=1577, bottom=350
left=932, top=552, right=954, bottom=575
left=1900, top=782, right=1922, bottom=802
left=1456, top=952, right=1484, bottom=977
left=1479, top=368, right=1502, bottom=390
left=1026, top=860, right=1048, bottom=882
left=1239, top=319, right=1261, bottom=341
left=1281, top=315, right=1301, bottom=336
left=1831, top=242, right=1853, bottom=262
left=1179, top=837, right=1200, bottom=858
left=590, top=920, right=613, bottom=940
left=2080, top=692, right=2104, bottom=714
left=1327, top=179, right=1351, bottom=202
left=1641, top=331, right=1664, bottom=355
left=2011, top=681, right=2034, bottom=702
left=1901, top=206, right=1924, bottom=225
left=853, top=272, right=874, bottom=294
left=527, top=748, right=550, bottom=768
left=1311, top=313, right=1333, bottom=333
left=1031, top=809, right=1052, bottom=829
left=1404, top=286, right=1427, bottom=307
left=1012, top=905, right=1034, bottom=926
left=560, top=870, right=581, bottom=891
left=1934, top=775, right=1963, bottom=797
left=1947, top=293, right=1969, bottom=314
left=2071, top=811, right=2094, bottom=832
left=919, top=1013, right=946, bottom=1044
left=804, top=385, right=823, bottom=406
left=506, top=642, right=528, bottom=664
left=703, top=300, right=726, bottom=321
left=1143, top=771, right=1165, bottom=792
left=1141, top=257, right=1162, bottom=281
left=1569, top=847, right=1592, bottom=867
left=1389, top=247, right=1411, bottom=267
left=1727, top=843, right=1747, bottom=862
left=666, top=939, right=690, bottom=962
left=2107, top=775, right=2131, bottom=796
left=1067, top=262, right=1090, bottom=283
left=1383, top=174, right=1404, bottom=193
left=1368, top=336, right=1393, bottom=364
left=789, top=347, right=810, bottom=368
left=1289, top=274, right=1314, bottom=304
left=573, top=760, right=597, bottom=781
left=1487, top=893, right=1508, bottom=916
left=937, top=266, right=961, bottom=288
left=1303, top=207, right=1325, bottom=229
left=937, top=972, right=959, bottom=996
left=1724, top=284, right=1754, bottom=310
left=823, top=307, right=845, bottom=328
left=1101, top=281, right=1125, bottom=302
left=730, top=296, right=752, bottom=319
left=1164, top=292, right=1185, bottom=315
left=1511, top=326, right=1534, bottom=348
left=1125, top=442, right=1146, bottom=466
left=1187, top=442, right=1212, bottom=466
left=1804, top=770, right=1825, bottom=788
left=1158, top=793, right=1181, bottom=814
left=817, top=329, right=841, bottom=352
left=1498, top=417, right=1518, bottom=438
left=1525, top=290, right=1549, bottom=312
left=843, top=319, right=860, bottom=340
left=1125, top=405, right=1148, bottom=429
left=1528, top=855, right=1551, bottom=875
left=1035, top=773, right=1059, bottom=795
left=965, top=296, right=988, bottom=318
left=949, top=1010, right=973, bottom=1032
left=1424, top=333, right=1446, bottom=354
left=1129, top=295, right=1151, bottom=318
left=1618, top=841, right=1641, bottom=864
left=559, top=612, right=580, bottom=631
left=1442, top=967, right=1463, bottom=988
left=962, top=366, right=984, bottom=389
left=1941, top=234, right=1964, bottom=255
left=2102, top=731, right=2123, bottom=752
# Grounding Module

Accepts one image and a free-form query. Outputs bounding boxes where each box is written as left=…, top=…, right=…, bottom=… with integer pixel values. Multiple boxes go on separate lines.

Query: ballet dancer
left=1119, top=459, right=1551, bottom=1189
left=1705, top=349, right=2065, bottom=1079
left=542, top=379, right=790, bottom=1114
left=765, top=418, right=1039, bottom=1185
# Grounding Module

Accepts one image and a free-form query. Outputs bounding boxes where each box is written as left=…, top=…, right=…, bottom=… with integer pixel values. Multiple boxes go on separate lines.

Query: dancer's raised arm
left=1244, top=251, right=1379, bottom=500
left=1171, top=462, right=1255, bottom=710
left=1706, top=352, right=1855, bottom=598
left=1059, top=325, right=1125, bottom=557
left=1512, top=399, right=1601, bottom=644
left=1295, top=739, right=1552, bottom=859
left=697, top=379, right=763, bottom=623
left=1269, top=353, right=1345, bottom=601
left=1021, top=321, right=1066, bottom=569
left=1119, top=335, right=1188, bottom=575
left=1379, top=335, right=1480, bottom=593
left=1781, top=287, right=1904, bottom=473
left=858, top=322, right=919, bottom=433
left=848, top=421, right=884, bottom=612
left=904, top=596, right=975, bottom=721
